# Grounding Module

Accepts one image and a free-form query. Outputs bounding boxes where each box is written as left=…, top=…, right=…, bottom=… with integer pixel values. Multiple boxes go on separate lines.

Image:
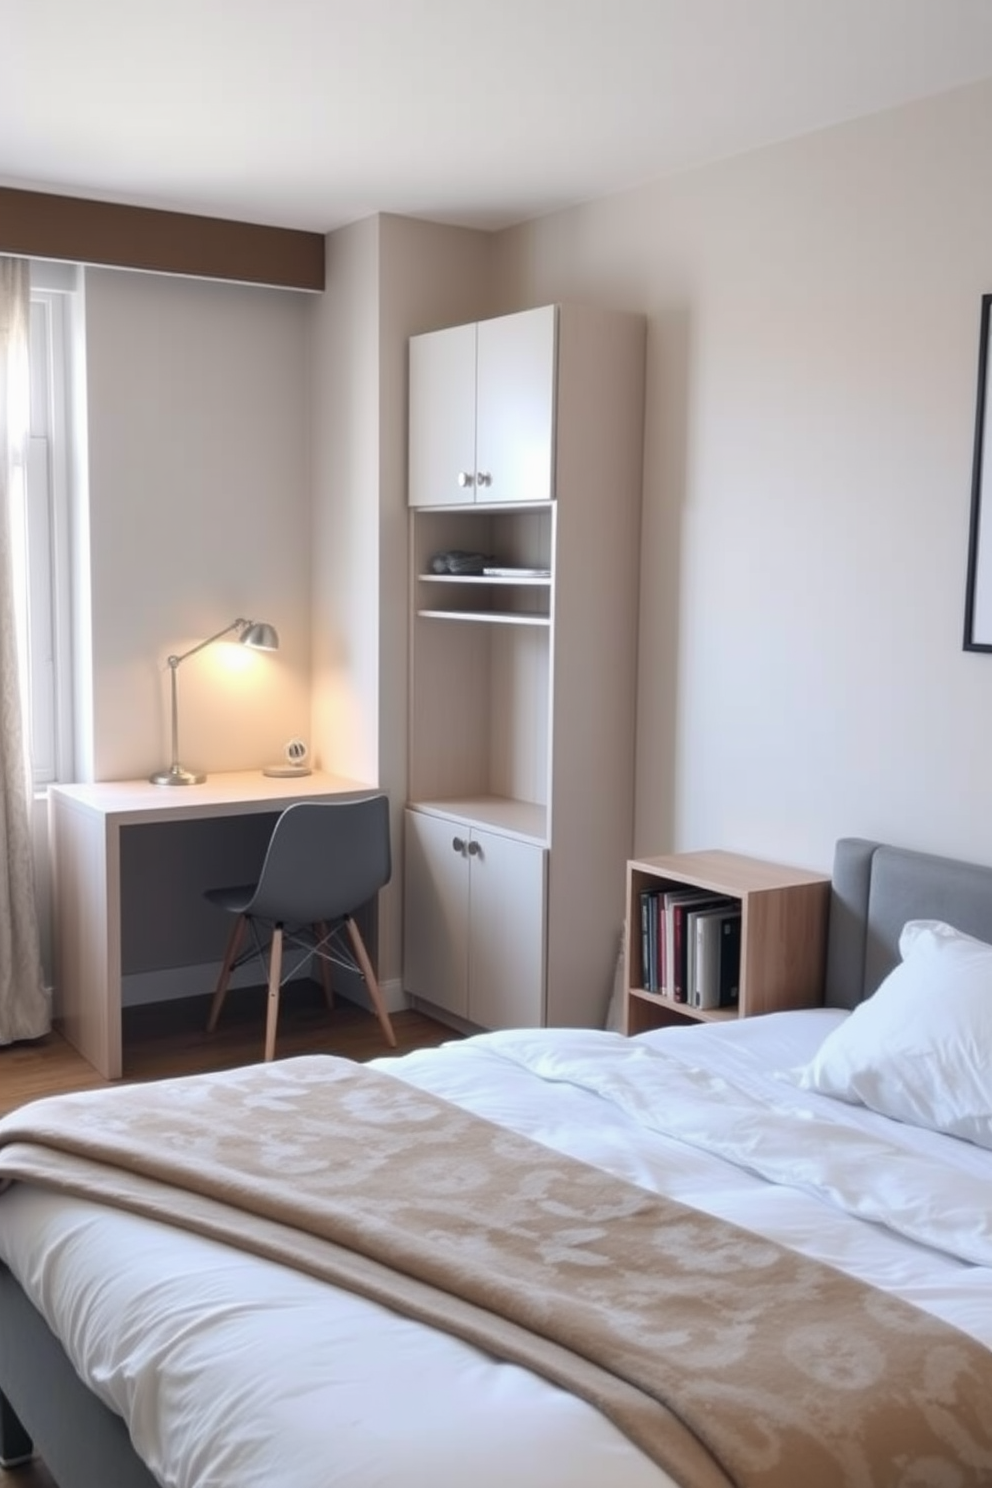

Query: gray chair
left=204, top=795, right=397, bottom=1061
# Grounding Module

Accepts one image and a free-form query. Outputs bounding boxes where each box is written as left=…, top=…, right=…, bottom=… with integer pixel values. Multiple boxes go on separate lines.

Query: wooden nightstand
left=624, top=849, right=830, bottom=1035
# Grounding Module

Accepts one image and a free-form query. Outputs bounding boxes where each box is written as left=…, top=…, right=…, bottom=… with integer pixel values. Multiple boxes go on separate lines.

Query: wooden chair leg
left=345, top=915, right=396, bottom=1048
left=314, top=921, right=334, bottom=1009
left=207, top=915, right=247, bottom=1032
left=264, top=925, right=284, bottom=1062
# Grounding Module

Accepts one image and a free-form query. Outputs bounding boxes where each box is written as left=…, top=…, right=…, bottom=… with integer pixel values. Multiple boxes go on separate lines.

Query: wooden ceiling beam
left=0, top=186, right=325, bottom=291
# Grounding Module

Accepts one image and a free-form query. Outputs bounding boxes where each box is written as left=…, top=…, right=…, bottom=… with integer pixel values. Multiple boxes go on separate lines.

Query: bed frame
left=824, top=836, right=992, bottom=1005
left=4, top=833, right=992, bottom=1484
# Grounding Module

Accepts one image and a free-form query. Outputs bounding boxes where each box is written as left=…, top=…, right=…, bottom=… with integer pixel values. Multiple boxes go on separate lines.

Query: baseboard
left=333, top=974, right=407, bottom=1016
left=405, top=995, right=482, bottom=1037
left=121, top=961, right=288, bottom=1007
left=122, top=964, right=409, bottom=1015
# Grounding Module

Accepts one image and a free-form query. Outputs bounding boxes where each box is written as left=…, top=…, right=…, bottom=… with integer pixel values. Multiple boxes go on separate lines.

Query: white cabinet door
left=403, top=810, right=546, bottom=1029
left=403, top=809, right=469, bottom=1017
left=408, top=321, right=477, bottom=508
left=467, top=828, right=546, bottom=1030
left=409, top=306, right=557, bottom=509
left=476, top=305, right=556, bottom=506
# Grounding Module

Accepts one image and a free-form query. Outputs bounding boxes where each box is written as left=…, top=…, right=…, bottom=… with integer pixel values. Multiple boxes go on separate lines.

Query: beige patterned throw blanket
left=2, top=1055, right=992, bottom=1488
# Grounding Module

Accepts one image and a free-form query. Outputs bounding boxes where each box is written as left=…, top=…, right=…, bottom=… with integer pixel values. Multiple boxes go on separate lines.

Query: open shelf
left=412, top=506, right=554, bottom=624
left=627, top=986, right=738, bottom=1030
left=624, top=850, right=830, bottom=1034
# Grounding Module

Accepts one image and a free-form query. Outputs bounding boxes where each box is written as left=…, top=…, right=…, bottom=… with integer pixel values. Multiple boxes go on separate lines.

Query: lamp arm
left=151, top=615, right=276, bottom=786
left=161, top=620, right=248, bottom=777
left=167, top=657, right=181, bottom=774
left=165, top=618, right=249, bottom=670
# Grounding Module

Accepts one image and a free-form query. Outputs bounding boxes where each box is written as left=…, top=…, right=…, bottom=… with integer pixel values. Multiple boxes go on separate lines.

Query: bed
left=2, top=834, right=992, bottom=1487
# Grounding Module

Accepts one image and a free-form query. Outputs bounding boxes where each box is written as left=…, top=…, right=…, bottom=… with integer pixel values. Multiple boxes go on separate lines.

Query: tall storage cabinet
left=403, top=303, right=646, bottom=1032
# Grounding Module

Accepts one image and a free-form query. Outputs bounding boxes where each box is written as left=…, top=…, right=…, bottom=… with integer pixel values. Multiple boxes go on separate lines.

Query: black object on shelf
left=430, top=550, right=494, bottom=575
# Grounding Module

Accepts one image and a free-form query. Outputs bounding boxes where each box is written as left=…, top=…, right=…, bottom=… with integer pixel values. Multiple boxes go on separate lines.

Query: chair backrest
left=245, top=795, right=391, bottom=925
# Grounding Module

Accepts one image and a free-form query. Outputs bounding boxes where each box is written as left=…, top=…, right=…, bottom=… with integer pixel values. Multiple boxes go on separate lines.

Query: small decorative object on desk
left=262, top=737, right=311, bottom=778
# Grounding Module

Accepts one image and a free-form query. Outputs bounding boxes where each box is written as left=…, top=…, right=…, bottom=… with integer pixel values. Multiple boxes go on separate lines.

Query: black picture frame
left=964, top=293, right=992, bottom=650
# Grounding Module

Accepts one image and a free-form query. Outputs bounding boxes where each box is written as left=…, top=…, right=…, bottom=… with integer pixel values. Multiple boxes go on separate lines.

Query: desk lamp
left=150, top=618, right=279, bottom=786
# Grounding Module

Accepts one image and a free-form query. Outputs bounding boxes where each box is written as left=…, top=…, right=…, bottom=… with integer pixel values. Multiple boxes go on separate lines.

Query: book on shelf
left=689, top=905, right=742, bottom=1010
left=718, top=912, right=742, bottom=1006
left=640, top=888, right=659, bottom=992
left=662, top=889, right=733, bottom=1002
left=640, top=887, right=675, bottom=994
left=682, top=898, right=737, bottom=1004
left=645, top=886, right=666, bottom=993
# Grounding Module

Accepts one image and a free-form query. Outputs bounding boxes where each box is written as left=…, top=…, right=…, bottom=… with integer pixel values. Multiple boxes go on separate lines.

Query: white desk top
left=49, top=770, right=377, bottom=826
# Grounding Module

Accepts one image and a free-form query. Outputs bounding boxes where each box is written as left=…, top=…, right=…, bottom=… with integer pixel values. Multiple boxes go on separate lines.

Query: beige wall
left=491, top=77, right=992, bottom=874
left=309, top=215, right=384, bottom=788
left=42, top=267, right=315, bottom=996
left=308, top=214, right=492, bottom=988
left=82, top=266, right=313, bottom=782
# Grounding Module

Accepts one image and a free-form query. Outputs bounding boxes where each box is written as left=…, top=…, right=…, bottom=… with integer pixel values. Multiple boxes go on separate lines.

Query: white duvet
left=3, top=1009, right=992, bottom=1488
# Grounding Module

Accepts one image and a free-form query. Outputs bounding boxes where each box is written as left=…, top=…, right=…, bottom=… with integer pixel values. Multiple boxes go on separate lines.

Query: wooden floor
left=0, top=982, right=456, bottom=1117
left=0, top=987, right=456, bottom=1486
left=0, top=1461, right=55, bottom=1488
left=0, top=1458, right=54, bottom=1488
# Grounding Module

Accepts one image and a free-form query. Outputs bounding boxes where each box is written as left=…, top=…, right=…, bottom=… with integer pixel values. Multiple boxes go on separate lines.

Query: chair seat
left=203, top=796, right=396, bottom=1061
left=204, top=884, right=257, bottom=915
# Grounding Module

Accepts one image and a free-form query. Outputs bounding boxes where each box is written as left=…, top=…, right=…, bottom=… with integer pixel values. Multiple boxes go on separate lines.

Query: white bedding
left=3, top=1008, right=992, bottom=1488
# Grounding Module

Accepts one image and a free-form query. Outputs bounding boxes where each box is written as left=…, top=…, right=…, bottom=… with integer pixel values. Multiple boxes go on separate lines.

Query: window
left=16, top=263, right=77, bottom=787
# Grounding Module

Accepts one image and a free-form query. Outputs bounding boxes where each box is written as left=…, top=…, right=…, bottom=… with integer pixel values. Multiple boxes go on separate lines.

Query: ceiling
left=4, top=0, right=992, bottom=235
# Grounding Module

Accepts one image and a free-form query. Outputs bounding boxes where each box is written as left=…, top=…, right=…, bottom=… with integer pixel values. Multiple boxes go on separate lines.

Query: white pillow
left=896, top=918, right=989, bottom=957
left=792, top=920, right=992, bottom=1148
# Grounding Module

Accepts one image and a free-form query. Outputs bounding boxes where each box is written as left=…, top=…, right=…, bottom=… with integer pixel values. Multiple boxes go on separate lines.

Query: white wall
left=309, top=216, right=386, bottom=788
left=375, top=216, right=496, bottom=985
left=308, top=214, right=492, bottom=989
left=81, top=266, right=313, bottom=781
left=491, top=77, right=992, bottom=875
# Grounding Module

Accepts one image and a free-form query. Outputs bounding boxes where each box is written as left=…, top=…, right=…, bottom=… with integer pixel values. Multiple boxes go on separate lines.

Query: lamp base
left=149, top=765, right=206, bottom=786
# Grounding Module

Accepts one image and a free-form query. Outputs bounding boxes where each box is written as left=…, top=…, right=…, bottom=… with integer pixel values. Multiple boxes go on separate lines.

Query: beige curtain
left=0, top=257, right=49, bottom=1044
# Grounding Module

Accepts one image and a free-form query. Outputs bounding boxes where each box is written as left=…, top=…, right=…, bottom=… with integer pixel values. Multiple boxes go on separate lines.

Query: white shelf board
left=418, top=573, right=552, bottom=586
left=417, top=609, right=551, bottom=626
left=409, top=795, right=548, bottom=843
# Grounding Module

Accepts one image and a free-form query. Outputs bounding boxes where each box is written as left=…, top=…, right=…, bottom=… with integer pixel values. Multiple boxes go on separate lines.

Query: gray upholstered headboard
left=825, top=836, right=992, bottom=1009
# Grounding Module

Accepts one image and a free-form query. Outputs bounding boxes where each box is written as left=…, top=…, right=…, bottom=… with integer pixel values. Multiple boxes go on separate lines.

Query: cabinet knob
left=457, top=471, right=475, bottom=488
left=476, top=471, right=492, bottom=488
left=452, top=836, right=466, bottom=854
left=467, top=839, right=481, bottom=857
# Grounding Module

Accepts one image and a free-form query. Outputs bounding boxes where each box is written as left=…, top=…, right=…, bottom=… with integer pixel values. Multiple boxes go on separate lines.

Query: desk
left=49, top=770, right=375, bottom=1079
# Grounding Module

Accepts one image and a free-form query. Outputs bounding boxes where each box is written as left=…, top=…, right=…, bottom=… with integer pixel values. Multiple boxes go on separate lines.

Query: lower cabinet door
left=403, top=809, right=470, bottom=1018
left=403, top=809, right=547, bottom=1029
left=467, top=827, right=546, bottom=1030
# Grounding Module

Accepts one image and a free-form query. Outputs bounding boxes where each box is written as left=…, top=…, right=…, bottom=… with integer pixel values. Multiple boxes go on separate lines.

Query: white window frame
left=22, top=262, right=77, bottom=788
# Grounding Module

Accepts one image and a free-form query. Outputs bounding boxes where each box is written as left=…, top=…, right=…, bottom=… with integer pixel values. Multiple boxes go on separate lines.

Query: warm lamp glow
left=220, top=644, right=256, bottom=676
left=150, top=617, right=279, bottom=786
